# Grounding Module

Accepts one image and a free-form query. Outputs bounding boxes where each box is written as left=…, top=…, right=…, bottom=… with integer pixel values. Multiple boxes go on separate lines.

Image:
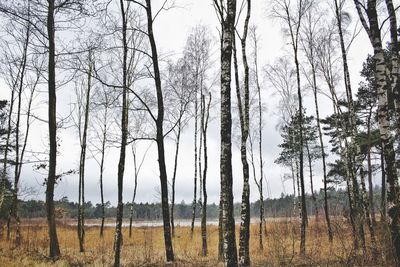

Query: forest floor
left=0, top=217, right=395, bottom=266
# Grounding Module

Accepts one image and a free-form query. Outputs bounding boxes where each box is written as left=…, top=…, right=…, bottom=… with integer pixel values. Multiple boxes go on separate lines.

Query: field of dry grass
left=0, top=217, right=395, bottom=266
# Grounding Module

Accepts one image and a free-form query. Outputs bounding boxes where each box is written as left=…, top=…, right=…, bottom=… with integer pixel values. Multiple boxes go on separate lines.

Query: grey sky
left=0, top=0, right=380, bottom=206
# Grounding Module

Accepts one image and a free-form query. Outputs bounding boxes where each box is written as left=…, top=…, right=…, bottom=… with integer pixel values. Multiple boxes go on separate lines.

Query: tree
left=249, top=26, right=267, bottom=250
left=266, top=56, right=298, bottom=214
left=0, top=5, right=32, bottom=245
left=315, top=18, right=361, bottom=248
left=334, top=0, right=366, bottom=251
left=46, top=0, right=60, bottom=258
left=272, top=0, right=311, bottom=255
left=232, top=0, right=251, bottom=265
left=0, top=100, right=10, bottom=155
left=182, top=25, right=212, bottom=238
left=88, top=1, right=144, bottom=263
left=214, top=0, right=238, bottom=265
left=128, top=0, right=176, bottom=262
left=353, top=0, right=400, bottom=262
left=0, top=0, right=91, bottom=258
left=72, top=48, right=94, bottom=252
left=200, top=92, right=211, bottom=256
left=300, top=2, right=333, bottom=241
left=90, top=85, right=113, bottom=238
left=383, top=0, right=400, bottom=147
left=356, top=55, right=379, bottom=226
left=128, top=141, right=150, bottom=238
left=113, top=0, right=130, bottom=265
left=165, top=56, right=194, bottom=237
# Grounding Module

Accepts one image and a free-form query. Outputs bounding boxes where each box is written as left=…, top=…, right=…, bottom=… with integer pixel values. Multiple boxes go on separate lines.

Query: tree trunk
left=291, top=160, right=297, bottom=217
left=77, top=50, right=92, bottom=253
left=113, top=1, right=128, bottom=265
left=360, top=168, right=378, bottom=258
left=0, top=83, right=16, bottom=213
left=198, top=113, right=203, bottom=207
left=99, top=107, right=107, bottom=238
left=366, top=107, right=376, bottom=225
left=145, top=0, right=174, bottom=261
left=328, top=83, right=359, bottom=249
left=170, top=122, right=181, bottom=238
left=335, top=0, right=366, bottom=252
left=249, top=135, right=266, bottom=250
left=253, top=33, right=267, bottom=241
left=380, top=148, right=387, bottom=221
left=218, top=197, right=224, bottom=261
left=336, top=1, right=369, bottom=252
left=10, top=19, right=30, bottom=246
left=13, top=75, right=35, bottom=246
left=236, top=1, right=251, bottom=266
left=46, top=0, right=60, bottom=259
left=284, top=0, right=308, bottom=253
left=201, top=93, right=211, bottom=256
left=294, top=51, right=307, bottom=256
left=363, top=0, right=400, bottom=262
left=310, top=46, right=332, bottom=241
left=129, top=144, right=139, bottom=238
left=191, top=78, right=198, bottom=239
left=250, top=32, right=266, bottom=246
left=218, top=0, right=238, bottom=265
left=384, top=0, right=400, bottom=145
left=305, top=141, right=318, bottom=222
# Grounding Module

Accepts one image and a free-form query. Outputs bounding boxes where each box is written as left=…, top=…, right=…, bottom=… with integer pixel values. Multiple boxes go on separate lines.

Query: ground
left=0, top=217, right=394, bottom=266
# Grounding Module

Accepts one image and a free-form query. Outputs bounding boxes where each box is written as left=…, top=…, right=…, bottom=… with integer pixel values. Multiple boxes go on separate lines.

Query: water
left=80, top=217, right=288, bottom=228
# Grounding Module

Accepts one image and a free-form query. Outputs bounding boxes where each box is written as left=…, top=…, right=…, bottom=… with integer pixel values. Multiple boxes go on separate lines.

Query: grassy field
left=0, top=217, right=395, bottom=266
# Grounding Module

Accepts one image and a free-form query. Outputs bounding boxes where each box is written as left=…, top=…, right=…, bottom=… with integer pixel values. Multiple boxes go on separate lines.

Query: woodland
left=0, top=0, right=399, bottom=266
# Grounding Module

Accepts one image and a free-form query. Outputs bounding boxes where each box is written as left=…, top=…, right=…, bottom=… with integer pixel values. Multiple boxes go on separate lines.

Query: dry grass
left=0, top=217, right=395, bottom=266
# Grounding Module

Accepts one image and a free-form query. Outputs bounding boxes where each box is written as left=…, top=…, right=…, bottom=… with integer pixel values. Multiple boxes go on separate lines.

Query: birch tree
left=200, top=92, right=212, bottom=256
left=214, top=0, right=238, bottom=265
left=72, top=48, right=94, bottom=252
left=300, top=3, right=333, bottom=241
left=0, top=0, right=91, bottom=258
left=182, top=25, right=212, bottom=238
left=272, top=0, right=311, bottom=254
left=249, top=26, right=267, bottom=249
left=165, top=57, right=194, bottom=237
left=0, top=6, right=32, bottom=245
left=90, top=85, right=113, bottom=238
left=353, top=0, right=400, bottom=262
left=232, top=0, right=252, bottom=265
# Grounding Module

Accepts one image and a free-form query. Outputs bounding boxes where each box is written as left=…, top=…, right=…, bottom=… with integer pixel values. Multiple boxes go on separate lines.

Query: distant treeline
left=0, top=186, right=382, bottom=220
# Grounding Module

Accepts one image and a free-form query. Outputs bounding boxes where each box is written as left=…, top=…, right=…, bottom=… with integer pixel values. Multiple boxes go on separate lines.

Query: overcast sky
left=0, top=0, right=380, bottom=206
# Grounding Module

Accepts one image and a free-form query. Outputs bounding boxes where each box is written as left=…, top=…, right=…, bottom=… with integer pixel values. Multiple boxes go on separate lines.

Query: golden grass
left=0, top=217, right=394, bottom=266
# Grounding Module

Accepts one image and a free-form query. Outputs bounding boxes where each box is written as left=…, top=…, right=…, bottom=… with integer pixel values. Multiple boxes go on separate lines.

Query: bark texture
left=355, top=0, right=400, bottom=262
left=236, top=1, right=251, bottom=266
left=215, top=0, right=238, bottom=265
